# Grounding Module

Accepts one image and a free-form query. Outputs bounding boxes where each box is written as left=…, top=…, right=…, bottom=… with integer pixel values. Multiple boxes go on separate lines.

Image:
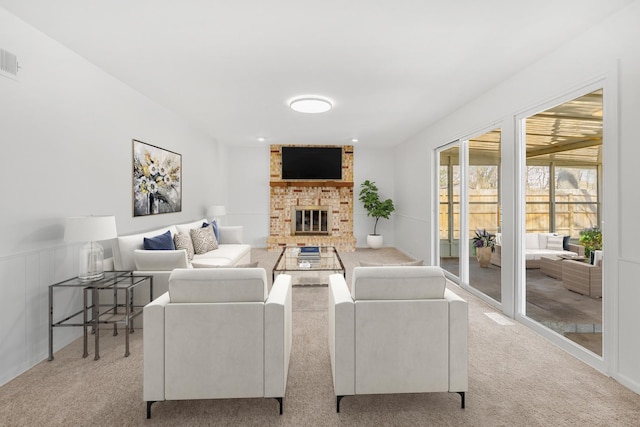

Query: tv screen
left=281, top=147, right=342, bottom=180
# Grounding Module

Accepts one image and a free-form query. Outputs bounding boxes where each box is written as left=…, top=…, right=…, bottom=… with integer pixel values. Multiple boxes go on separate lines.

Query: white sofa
left=111, top=218, right=251, bottom=299
left=491, top=232, right=584, bottom=268
left=144, top=268, right=292, bottom=417
left=328, top=266, right=468, bottom=412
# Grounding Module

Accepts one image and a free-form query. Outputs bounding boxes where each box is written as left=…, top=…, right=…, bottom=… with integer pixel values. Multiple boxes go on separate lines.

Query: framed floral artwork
left=132, top=139, right=182, bottom=216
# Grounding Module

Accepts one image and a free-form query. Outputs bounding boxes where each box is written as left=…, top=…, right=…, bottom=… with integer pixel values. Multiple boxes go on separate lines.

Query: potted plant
left=472, top=229, right=496, bottom=268
left=359, top=180, right=395, bottom=249
left=579, top=226, right=602, bottom=259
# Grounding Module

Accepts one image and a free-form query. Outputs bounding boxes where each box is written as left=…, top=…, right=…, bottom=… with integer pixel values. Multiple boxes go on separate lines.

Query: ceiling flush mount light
left=289, top=96, right=332, bottom=114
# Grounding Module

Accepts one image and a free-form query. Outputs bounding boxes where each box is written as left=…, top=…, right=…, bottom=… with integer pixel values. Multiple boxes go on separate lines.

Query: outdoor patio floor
left=440, top=257, right=602, bottom=356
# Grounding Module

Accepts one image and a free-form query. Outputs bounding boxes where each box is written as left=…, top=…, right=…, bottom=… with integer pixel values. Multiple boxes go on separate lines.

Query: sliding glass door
left=438, top=128, right=502, bottom=304
left=439, top=144, right=460, bottom=277
left=522, top=89, right=603, bottom=356
left=468, top=129, right=502, bottom=303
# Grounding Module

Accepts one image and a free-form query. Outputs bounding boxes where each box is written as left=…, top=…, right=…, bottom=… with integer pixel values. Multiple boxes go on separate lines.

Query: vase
left=148, top=193, right=159, bottom=214
left=476, top=246, right=492, bottom=268
left=366, top=234, right=384, bottom=249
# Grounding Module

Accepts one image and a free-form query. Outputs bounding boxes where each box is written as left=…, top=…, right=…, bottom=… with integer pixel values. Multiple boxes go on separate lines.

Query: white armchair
left=328, top=266, right=468, bottom=412
left=143, top=268, right=292, bottom=418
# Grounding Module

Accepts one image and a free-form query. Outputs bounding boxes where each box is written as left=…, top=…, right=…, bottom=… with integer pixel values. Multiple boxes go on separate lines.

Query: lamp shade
left=206, top=205, right=226, bottom=218
left=64, top=216, right=117, bottom=242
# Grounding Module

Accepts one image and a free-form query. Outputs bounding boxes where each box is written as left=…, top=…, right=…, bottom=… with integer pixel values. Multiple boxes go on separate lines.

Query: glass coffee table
left=272, top=246, right=345, bottom=286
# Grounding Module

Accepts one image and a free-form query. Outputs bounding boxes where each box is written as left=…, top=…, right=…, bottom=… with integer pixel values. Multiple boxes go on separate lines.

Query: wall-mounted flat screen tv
left=281, top=146, right=342, bottom=180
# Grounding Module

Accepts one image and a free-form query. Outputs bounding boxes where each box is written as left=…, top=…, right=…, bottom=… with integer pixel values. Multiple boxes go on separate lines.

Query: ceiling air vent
left=1, top=49, right=19, bottom=80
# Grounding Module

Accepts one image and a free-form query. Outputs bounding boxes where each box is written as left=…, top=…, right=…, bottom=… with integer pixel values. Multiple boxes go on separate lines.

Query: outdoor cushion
left=546, top=235, right=564, bottom=250
left=525, top=233, right=540, bottom=249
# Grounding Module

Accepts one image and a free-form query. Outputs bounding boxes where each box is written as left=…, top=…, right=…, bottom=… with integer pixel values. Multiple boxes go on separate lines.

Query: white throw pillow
left=547, top=235, right=564, bottom=251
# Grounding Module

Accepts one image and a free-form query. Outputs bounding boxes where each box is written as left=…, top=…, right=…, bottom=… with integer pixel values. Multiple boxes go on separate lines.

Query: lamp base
left=78, top=272, right=105, bottom=282
left=78, top=241, right=104, bottom=282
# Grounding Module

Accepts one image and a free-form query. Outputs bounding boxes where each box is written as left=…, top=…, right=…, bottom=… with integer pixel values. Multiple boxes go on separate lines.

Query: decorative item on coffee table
left=273, top=246, right=345, bottom=286
left=472, top=228, right=496, bottom=268
left=298, top=246, right=321, bottom=267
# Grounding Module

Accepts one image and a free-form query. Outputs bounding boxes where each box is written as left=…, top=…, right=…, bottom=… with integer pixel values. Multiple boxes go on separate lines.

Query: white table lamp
left=207, top=205, right=226, bottom=223
left=65, top=215, right=117, bottom=281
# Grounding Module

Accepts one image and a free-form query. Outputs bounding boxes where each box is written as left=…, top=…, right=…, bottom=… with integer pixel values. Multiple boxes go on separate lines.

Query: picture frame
left=132, top=139, right=182, bottom=217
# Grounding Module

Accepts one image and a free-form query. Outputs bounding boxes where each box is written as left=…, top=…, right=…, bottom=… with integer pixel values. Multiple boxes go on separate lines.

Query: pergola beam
left=526, top=138, right=601, bottom=158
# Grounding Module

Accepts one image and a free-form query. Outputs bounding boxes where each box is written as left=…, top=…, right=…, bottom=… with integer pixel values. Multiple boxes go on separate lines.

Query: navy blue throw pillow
left=562, top=235, right=570, bottom=251
left=143, top=230, right=175, bottom=250
left=202, top=220, right=220, bottom=241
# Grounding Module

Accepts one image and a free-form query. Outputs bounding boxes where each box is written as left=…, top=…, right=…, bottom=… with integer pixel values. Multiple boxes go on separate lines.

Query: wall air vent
left=1, top=49, right=19, bottom=81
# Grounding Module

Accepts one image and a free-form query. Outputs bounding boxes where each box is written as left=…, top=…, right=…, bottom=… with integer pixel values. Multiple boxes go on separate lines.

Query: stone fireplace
left=267, top=145, right=356, bottom=252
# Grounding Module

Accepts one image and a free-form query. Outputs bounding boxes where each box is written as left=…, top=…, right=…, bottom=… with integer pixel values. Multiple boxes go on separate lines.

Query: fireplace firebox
left=292, top=206, right=331, bottom=235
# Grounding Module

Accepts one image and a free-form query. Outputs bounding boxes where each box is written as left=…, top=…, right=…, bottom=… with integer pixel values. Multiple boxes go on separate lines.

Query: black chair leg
left=336, top=395, right=345, bottom=413
left=146, top=401, right=156, bottom=419
left=274, top=397, right=283, bottom=414
left=457, top=392, right=465, bottom=409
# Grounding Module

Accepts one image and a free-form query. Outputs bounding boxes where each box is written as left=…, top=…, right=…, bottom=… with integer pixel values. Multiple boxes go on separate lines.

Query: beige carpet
left=1, top=248, right=639, bottom=426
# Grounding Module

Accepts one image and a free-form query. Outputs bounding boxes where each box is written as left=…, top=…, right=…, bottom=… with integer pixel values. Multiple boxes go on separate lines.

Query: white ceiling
left=0, top=0, right=632, bottom=147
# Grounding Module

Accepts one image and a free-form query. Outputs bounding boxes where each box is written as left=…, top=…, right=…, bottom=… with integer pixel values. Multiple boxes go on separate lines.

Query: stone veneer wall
left=267, top=145, right=357, bottom=252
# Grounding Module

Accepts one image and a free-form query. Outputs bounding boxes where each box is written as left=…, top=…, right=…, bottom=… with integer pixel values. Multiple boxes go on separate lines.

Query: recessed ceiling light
left=257, top=137, right=266, bottom=142
left=289, top=96, right=332, bottom=114
left=351, top=138, right=359, bottom=143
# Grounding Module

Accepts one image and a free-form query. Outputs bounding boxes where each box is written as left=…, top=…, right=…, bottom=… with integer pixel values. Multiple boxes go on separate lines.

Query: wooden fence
left=439, top=191, right=598, bottom=240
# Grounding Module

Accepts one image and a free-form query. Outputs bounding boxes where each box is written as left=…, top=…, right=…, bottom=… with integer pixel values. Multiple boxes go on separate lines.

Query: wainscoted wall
left=0, top=9, right=221, bottom=386
left=617, top=260, right=640, bottom=392
left=0, top=246, right=80, bottom=385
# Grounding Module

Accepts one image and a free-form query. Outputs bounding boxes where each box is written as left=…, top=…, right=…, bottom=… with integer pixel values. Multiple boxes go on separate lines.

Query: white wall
left=353, top=146, right=396, bottom=248
left=393, top=0, right=640, bottom=393
left=392, top=134, right=432, bottom=261
left=224, top=144, right=271, bottom=246
left=0, top=9, right=220, bottom=385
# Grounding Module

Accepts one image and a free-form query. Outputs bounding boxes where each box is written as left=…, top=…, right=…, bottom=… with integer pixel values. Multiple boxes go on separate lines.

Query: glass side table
left=48, top=271, right=153, bottom=361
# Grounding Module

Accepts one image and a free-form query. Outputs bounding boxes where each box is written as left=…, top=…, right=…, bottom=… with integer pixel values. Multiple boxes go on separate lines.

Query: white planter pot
left=367, top=234, right=384, bottom=249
